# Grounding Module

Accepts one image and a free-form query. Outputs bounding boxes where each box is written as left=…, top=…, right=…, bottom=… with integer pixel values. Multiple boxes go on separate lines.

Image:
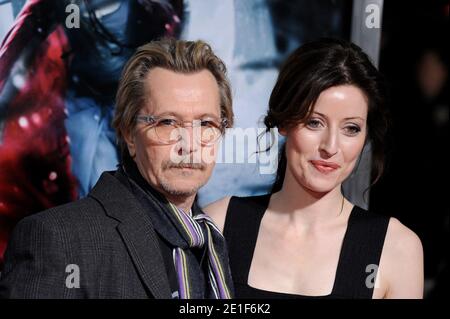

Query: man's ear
left=123, top=130, right=136, bottom=158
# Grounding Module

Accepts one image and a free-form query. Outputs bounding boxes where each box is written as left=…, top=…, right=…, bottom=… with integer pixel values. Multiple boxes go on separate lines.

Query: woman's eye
left=344, top=125, right=361, bottom=135
left=306, top=119, right=322, bottom=129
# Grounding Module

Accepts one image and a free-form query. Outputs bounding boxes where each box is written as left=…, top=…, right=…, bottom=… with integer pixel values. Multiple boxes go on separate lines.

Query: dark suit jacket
left=0, top=171, right=172, bottom=298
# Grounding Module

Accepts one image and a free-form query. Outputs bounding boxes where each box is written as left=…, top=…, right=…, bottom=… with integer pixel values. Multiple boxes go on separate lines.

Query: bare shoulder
left=203, top=196, right=232, bottom=233
left=379, top=217, right=424, bottom=298
left=384, top=217, right=423, bottom=258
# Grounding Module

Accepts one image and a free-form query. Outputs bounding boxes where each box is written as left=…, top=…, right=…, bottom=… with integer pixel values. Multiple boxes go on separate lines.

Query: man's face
left=125, top=67, right=222, bottom=198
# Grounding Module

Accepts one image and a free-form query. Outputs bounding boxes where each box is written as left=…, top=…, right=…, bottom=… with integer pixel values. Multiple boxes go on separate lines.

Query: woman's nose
left=319, top=129, right=339, bottom=157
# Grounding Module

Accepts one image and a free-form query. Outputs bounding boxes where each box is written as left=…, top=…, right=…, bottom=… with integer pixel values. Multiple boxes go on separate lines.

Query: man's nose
left=176, top=125, right=200, bottom=155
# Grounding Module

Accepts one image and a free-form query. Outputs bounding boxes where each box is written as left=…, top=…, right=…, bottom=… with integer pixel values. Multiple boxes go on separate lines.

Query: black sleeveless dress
left=223, top=195, right=390, bottom=299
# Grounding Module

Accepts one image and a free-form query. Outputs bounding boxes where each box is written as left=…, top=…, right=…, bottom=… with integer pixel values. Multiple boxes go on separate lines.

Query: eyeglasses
left=135, top=115, right=228, bottom=145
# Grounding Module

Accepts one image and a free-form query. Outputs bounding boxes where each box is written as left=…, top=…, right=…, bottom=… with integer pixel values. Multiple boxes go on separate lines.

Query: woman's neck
left=270, top=170, right=348, bottom=230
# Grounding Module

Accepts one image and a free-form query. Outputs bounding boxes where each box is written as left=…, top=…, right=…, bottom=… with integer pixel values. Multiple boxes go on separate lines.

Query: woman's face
left=281, top=85, right=368, bottom=194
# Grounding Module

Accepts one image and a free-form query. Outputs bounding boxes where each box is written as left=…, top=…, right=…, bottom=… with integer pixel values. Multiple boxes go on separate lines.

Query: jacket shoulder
left=15, top=196, right=118, bottom=244
left=28, top=196, right=108, bottom=225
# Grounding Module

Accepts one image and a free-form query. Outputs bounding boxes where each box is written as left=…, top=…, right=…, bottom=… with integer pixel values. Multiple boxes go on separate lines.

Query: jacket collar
left=88, top=170, right=172, bottom=299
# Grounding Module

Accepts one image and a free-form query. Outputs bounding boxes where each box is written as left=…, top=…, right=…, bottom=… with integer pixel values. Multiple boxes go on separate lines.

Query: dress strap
left=332, top=206, right=390, bottom=298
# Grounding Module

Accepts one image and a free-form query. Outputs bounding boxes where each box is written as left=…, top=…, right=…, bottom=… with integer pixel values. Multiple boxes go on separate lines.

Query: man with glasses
left=0, top=38, right=234, bottom=299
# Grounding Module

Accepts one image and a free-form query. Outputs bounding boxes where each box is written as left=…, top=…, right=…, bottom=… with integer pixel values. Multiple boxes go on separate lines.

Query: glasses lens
left=155, top=120, right=180, bottom=143
left=149, top=118, right=224, bottom=145
left=200, top=126, right=221, bottom=145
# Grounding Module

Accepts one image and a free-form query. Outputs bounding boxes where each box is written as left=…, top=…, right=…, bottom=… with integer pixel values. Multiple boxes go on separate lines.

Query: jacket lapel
left=89, top=171, right=171, bottom=299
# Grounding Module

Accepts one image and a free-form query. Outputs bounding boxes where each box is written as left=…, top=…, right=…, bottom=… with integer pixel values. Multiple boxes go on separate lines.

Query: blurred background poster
left=0, top=0, right=448, bottom=298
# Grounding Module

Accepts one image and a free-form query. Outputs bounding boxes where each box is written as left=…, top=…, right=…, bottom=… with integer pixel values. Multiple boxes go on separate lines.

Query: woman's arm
left=379, top=218, right=424, bottom=299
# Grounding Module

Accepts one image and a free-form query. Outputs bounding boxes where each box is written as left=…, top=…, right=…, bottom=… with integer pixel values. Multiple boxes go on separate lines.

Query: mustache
left=163, top=161, right=206, bottom=170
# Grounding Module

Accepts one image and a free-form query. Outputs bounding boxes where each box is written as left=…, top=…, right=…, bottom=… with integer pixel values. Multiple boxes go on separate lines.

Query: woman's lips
left=310, top=160, right=341, bottom=174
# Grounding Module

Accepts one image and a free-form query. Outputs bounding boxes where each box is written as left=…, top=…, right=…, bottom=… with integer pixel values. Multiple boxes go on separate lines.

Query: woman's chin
left=302, top=180, right=340, bottom=196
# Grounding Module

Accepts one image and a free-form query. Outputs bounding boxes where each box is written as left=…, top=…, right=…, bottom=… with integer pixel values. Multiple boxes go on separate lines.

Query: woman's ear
left=278, top=126, right=288, bottom=137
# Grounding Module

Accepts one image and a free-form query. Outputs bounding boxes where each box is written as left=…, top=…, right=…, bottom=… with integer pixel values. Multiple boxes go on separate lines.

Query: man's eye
left=200, top=120, right=217, bottom=128
left=158, top=119, right=178, bottom=126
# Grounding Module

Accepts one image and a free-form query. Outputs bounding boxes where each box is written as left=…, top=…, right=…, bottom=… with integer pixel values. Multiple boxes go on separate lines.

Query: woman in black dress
left=205, top=38, right=423, bottom=299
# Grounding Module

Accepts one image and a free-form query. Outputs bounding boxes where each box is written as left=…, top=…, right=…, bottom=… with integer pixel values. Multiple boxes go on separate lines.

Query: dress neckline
left=244, top=193, right=358, bottom=298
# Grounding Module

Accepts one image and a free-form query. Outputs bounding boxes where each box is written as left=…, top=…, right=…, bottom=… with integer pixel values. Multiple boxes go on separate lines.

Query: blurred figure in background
left=371, top=0, right=448, bottom=298
left=0, top=0, right=181, bottom=267
left=415, top=45, right=448, bottom=297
